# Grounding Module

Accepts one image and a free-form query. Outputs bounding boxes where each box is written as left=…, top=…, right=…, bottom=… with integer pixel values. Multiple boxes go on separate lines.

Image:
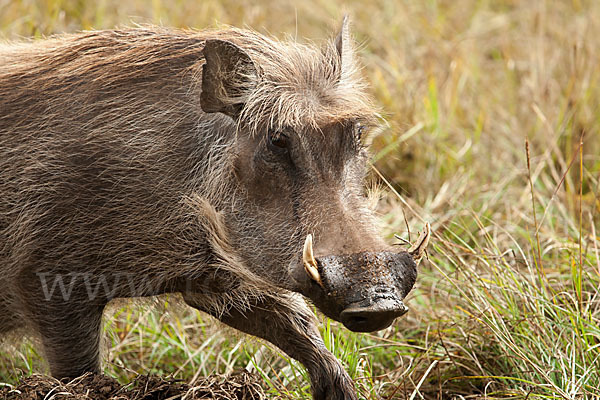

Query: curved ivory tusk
left=408, top=222, right=431, bottom=265
left=303, top=234, right=323, bottom=287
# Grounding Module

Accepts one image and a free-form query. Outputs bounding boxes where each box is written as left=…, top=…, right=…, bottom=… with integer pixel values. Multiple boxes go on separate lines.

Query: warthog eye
left=268, top=130, right=289, bottom=151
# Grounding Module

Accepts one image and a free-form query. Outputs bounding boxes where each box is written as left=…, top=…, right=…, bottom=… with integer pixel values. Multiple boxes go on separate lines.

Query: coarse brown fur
left=0, top=22, right=412, bottom=400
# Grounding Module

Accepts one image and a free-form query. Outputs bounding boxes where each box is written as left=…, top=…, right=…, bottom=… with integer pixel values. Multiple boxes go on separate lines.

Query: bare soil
left=0, top=371, right=266, bottom=400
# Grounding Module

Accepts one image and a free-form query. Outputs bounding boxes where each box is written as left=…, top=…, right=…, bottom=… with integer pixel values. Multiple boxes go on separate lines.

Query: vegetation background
left=1, top=0, right=599, bottom=398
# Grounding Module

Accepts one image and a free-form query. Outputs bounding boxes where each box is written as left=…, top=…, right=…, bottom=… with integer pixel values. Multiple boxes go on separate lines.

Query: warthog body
left=0, top=20, right=428, bottom=399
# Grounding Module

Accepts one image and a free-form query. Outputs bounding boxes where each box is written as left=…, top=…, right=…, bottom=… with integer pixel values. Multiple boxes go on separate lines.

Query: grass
left=1, top=0, right=599, bottom=398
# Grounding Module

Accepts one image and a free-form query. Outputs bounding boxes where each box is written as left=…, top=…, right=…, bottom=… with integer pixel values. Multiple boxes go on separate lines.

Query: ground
left=1, top=371, right=265, bottom=400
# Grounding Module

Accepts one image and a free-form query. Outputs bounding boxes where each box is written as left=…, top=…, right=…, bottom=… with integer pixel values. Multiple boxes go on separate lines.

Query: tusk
left=408, top=222, right=431, bottom=265
left=303, top=234, right=323, bottom=287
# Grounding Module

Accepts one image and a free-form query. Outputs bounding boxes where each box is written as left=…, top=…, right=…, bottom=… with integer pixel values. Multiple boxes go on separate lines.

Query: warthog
left=0, top=18, right=429, bottom=399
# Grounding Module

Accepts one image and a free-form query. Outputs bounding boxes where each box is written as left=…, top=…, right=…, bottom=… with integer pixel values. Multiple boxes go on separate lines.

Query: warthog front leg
left=183, top=292, right=357, bottom=400
left=17, top=269, right=106, bottom=378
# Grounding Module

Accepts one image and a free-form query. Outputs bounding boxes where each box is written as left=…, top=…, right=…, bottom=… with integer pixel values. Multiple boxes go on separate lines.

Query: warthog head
left=199, top=19, right=430, bottom=332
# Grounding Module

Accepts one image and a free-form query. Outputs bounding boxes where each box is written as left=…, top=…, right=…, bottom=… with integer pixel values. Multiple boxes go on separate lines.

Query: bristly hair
left=1, top=24, right=376, bottom=138
left=196, top=27, right=378, bottom=135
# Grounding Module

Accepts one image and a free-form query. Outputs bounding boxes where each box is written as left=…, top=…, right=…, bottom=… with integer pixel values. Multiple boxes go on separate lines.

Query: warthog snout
left=292, top=225, right=431, bottom=332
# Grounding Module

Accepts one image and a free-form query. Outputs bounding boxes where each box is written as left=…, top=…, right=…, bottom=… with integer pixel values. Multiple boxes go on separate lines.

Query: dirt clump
left=0, top=371, right=266, bottom=400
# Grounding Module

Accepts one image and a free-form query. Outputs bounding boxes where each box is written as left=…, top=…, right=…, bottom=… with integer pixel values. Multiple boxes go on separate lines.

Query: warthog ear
left=334, top=15, right=354, bottom=79
left=201, top=39, right=257, bottom=118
